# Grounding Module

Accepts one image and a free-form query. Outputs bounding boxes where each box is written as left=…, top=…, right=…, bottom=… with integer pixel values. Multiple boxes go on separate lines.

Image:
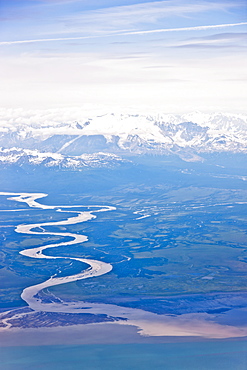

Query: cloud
left=0, top=2, right=246, bottom=113
left=122, top=23, right=247, bottom=35
left=2, top=0, right=243, bottom=36
left=195, top=32, right=247, bottom=41
left=172, top=31, right=247, bottom=48
left=0, top=22, right=246, bottom=45
left=63, top=1, right=243, bottom=31
left=174, top=43, right=240, bottom=49
left=0, top=35, right=101, bottom=46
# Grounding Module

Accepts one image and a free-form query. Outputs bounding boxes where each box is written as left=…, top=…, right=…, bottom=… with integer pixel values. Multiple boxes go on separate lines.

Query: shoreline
left=1, top=322, right=246, bottom=347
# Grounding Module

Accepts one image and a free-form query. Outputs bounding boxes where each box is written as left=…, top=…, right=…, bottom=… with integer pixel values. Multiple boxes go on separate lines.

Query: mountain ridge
left=0, top=148, right=126, bottom=169
left=0, top=111, right=246, bottom=167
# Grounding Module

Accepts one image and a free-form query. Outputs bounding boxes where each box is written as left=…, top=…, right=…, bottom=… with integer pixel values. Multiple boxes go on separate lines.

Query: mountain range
left=0, top=111, right=246, bottom=167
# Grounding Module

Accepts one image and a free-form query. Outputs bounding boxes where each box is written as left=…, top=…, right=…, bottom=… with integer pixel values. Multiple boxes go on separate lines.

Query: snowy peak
left=0, top=110, right=246, bottom=157
left=0, top=148, right=126, bottom=169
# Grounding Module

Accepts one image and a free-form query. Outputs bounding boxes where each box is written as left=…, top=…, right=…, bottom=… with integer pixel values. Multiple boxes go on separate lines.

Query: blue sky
left=0, top=0, right=246, bottom=112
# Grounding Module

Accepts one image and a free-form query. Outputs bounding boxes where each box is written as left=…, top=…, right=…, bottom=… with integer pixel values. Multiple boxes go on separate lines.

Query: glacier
left=0, top=109, right=246, bottom=167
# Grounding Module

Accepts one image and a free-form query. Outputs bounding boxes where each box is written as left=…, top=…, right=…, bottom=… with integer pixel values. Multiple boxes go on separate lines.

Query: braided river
left=0, top=192, right=246, bottom=339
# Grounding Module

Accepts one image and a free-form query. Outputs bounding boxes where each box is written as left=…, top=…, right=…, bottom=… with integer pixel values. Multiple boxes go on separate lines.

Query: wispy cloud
left=0, top=1, right=246, bottom=112
left=0, top=35, right=101, bottom=46
left=3, top=0, right=243, bottom=36
left=64, top=1, right=243, bottom=29
left=42, top=0, right=245, bottom=39
left=172, top=31, right=247, bottom=48
left=122, top=22, right=247, bottom=35
left=0, top=22, right=246, bottom=45
left=193, top=32, right=247, bottom=41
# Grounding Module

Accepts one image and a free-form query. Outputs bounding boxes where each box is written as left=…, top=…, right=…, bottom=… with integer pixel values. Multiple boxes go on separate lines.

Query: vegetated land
left=0, top=153, right=246, bottom=313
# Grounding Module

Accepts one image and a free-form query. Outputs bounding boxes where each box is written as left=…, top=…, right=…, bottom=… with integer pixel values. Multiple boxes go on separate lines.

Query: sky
left=0, top=0, right=246, bottom=113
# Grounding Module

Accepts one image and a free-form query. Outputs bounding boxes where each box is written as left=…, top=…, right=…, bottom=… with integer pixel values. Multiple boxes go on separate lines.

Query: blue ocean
left=1, top=340, right=246, bottom=370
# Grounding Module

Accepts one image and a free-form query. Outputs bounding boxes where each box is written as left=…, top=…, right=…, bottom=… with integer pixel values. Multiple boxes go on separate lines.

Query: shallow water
left=1, top=340, right=246, bottom=370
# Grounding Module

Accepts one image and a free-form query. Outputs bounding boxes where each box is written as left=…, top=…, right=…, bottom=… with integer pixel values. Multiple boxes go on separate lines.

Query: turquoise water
left=1, top=341, right=246, bottom=370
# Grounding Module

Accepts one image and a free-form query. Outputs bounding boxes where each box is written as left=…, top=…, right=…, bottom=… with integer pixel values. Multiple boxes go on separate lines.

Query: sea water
left=1, top=340, right=246, bottom=370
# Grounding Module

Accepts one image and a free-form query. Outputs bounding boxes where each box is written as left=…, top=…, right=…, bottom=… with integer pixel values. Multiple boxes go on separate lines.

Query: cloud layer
left=0, top=0, right=246, bottom=112
left=1, top=22, right=246, bottom=45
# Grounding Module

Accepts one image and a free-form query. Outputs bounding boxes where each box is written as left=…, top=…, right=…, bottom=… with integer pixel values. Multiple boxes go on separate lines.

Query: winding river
left=1, top=191, right=246, bottom=339
left=0, top=192, right=115, bottom=312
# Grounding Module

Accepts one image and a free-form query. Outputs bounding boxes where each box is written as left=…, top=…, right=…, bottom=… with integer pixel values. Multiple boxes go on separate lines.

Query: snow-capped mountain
left=0, top=148, right=125, bottom=169
left=0, top=110, right=246, bottom=164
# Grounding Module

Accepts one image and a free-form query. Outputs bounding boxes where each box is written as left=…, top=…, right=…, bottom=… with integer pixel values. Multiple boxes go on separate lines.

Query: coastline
left=1, top=322, right=247, bottom=347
